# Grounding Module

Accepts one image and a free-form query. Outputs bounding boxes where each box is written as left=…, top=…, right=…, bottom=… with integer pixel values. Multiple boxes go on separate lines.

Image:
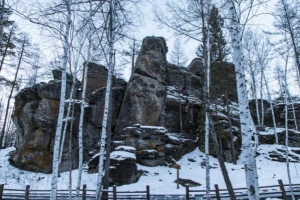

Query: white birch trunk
left=198, top=0, right=210, bottom=197
left=96, top=0, right=115, bottom=199
left=289, top=97, right=298, bottom=131
left=68, top=102, right=75, bottom=200
left=58, top=76, right=76, bottom=168
left=227, top=1, right=259, bottom=199
left=50, top=0, right=72, bottom=199
left=260, top=72, right=264, bottom=126
left=75, top=3, right=93, bottom=199
left=262, top=73, right=278, bottom=143
left=249, top=63, right=261, bottom=126
left=283, top=59, right=295, bottom=200
left=76, top=43, right=91, bottom=200
left=205, top=24, right=211, bottom=200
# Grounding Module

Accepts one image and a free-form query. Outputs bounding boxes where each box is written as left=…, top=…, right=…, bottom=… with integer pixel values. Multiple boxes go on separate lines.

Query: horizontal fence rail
left=0, top=179, right=300, bottom=200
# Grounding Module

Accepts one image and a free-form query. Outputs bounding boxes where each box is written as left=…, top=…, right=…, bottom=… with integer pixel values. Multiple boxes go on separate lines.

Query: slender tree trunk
left=102, top=51, right=115, bottom=198
left=96, top=1, right=115, bottom=199
left=227, top=1, right=259, bottom=199
left=0, top=0, right=4, bottom=48
left=4, top=110, right=12, bottom=148
left=58, top=78, right=76, bottom=170
left=283, top=59, right=295, bottom=200
left=198, top=0, right=210, bottom=197
left=178, top=88, right=183, bottom=133
left=0, top=36, right=25, bottom=149
left=289, top=97, right=298, bottom=131
left=207, top=111, right=236, bottom=199
left=76, top=51, right=91, bottom=200
left=68, top=102, right=74, bottom=200
left=75, top=1, right=93, bottom=198
left=132, top=38, right=136, bottom=69
left=262, top=73, right=278, bottom=144
left=50, top=0, right=72, bottom=199
left=249, top=61, right=261, bottom=126
left=279, top=0, right=300, bottom=77
left=0, top=25, right=14, bottom=72
left=225, top=92, right=236, bottom=164
left=260, top=72, right=264, bottom=126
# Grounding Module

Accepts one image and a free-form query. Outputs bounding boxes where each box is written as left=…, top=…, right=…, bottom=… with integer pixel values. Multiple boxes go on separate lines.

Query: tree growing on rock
left=170, top=39, right=188, bottom=67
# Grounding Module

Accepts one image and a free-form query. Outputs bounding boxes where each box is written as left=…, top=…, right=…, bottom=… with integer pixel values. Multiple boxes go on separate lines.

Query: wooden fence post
left=185, top=184, right=189, bottom=200
left=82, top=184, right=87, bottom=200
left=25, top=185, right=30, bottom=200
left=214, top=184, right=221, bottom=200
left=146, top=185, right=150, bottom=200
left=278, top=179, right=287, bottom=200
left=113, top=185, right=117, bottom=200
left=0, top=184, right=4, bottom=200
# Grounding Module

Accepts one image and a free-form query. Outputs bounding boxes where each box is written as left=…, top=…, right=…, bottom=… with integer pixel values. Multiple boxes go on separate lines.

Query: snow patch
left=110, top=151, right=135, bottom=160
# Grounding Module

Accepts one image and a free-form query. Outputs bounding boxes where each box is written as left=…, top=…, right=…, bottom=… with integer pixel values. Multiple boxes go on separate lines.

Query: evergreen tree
left=196, top=5, right=229, bottom=63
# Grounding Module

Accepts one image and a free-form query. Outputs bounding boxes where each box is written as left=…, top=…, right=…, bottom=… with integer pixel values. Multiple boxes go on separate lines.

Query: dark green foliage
left=196, top=5, right=229, bottom=63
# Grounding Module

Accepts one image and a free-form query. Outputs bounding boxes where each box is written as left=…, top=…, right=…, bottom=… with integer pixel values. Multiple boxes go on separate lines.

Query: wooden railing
left=0, top=184, right=150, bottom=200
left=0, top=179, right=299, bottom=199
left=187, top=179, right=300, bottom=200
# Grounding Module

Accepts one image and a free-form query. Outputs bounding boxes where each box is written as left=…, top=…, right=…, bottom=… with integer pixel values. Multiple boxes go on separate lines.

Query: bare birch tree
left=226, top=0, right=263, bottom=199
left=50, top=0, right=72, bottom=198
left=0, top=32, right=29, bottom=149
left=170, top=39, right=188, bottom=67
left=96, top=0, right=116, bottom=198
left=273, top=0, right=300, bottom=77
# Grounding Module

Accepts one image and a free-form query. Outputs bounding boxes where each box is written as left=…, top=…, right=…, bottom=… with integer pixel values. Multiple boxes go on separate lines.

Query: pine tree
left=196, top=5, right=228, bottom=63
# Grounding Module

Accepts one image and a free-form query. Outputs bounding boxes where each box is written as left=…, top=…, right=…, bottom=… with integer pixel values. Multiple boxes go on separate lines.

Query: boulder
left=110, top=151, right=141, bottom=185
left=187, top=58, right=204, bottom=77
left=87, top=148, right=141, bottom=186
left=11, top=72, right=81, bottom=173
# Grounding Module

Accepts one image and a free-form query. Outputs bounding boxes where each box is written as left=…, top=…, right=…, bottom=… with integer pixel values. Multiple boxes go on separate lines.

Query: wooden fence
left=0, top=179, right=299, bottom=200
left=187, top=179, right=300, bottom=200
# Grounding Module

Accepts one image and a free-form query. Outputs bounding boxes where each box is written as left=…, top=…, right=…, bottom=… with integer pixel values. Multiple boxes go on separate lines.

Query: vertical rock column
left=115, top=37, right=168, bottom=135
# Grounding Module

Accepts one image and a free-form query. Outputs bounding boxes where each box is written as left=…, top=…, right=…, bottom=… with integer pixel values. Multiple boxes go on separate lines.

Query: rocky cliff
left=10, top=36, right=245, bottom=183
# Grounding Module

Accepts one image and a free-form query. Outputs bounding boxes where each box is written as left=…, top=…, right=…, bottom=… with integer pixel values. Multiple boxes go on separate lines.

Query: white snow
left=1, top=140, right=300, bottom=196
left=114, top=145, right=136, bottom=151
left=110, top=151, right=136, bottom=160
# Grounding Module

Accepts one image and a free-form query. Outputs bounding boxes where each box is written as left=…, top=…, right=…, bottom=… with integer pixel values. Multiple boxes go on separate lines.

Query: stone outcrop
left=10, top=36, right=243, bottom=184
left=10, top=64, right=126, bottom=173
left=87, top=146, right=142, bottom=186
left=115, top=37, right=168, bottom=135
left=123, top=125, right=196, bottom=166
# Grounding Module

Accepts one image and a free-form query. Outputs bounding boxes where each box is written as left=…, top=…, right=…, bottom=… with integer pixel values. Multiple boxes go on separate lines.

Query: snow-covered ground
left=0, top=144, right=300, bottom=196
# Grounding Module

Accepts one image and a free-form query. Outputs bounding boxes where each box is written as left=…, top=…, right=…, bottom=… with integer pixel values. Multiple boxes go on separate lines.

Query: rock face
left=11, top=36, right=242, bottom=183
left=123, top=125, right=196, bottom=166
left=115, top=37, right=168, bottom=134
left=10, top=64, right=126, bottom=173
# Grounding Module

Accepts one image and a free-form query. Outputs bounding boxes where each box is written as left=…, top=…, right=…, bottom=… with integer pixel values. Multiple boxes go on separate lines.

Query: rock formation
left=10, top=36, right=242, bottom=184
